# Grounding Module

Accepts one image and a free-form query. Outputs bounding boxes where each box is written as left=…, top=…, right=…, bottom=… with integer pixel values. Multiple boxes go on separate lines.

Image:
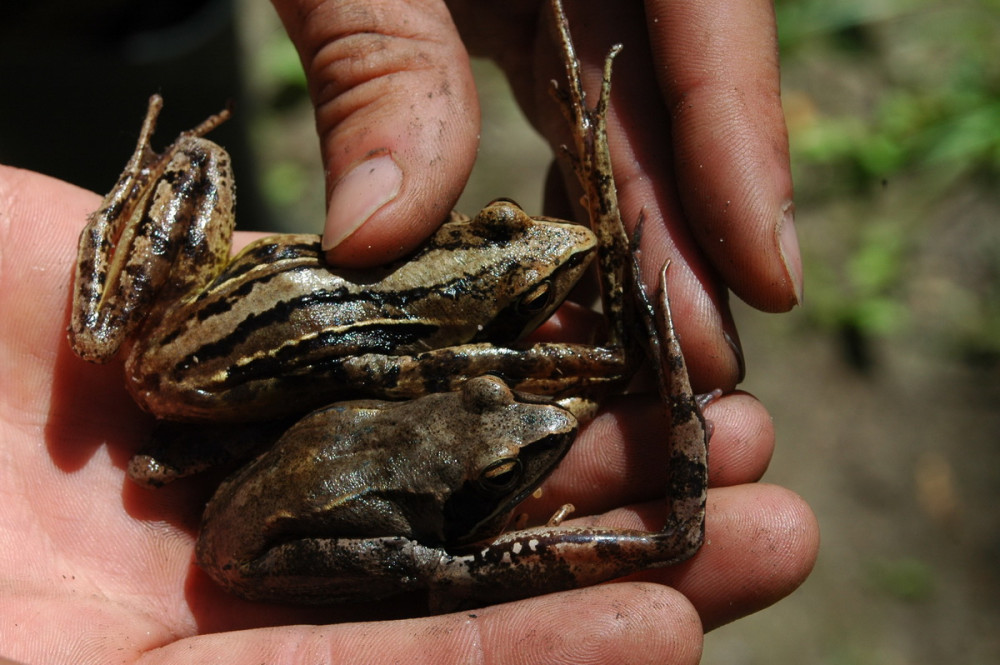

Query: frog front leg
left=69, top=95, right=235, bottom=362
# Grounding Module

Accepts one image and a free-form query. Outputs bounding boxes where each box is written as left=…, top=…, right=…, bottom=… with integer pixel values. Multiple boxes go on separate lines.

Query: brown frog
left=68, top=0, right=709, bottom=609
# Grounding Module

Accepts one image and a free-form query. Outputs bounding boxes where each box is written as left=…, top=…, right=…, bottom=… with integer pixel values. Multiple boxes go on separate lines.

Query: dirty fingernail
left=323, top=152, right=403, bottom=251
left=778, top=201, right=804, bottom=306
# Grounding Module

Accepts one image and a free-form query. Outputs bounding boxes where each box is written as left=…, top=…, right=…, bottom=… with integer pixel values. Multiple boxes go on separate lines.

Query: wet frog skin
left=197, top=375, right=582, bottom=604
left=69, top=141, right=607, bottom=422
left=68, top=0, right=710, bottom=609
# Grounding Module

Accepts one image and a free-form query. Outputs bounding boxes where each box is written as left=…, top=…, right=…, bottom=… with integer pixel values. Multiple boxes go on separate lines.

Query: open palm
left=0, top=165, right=816, bottom=664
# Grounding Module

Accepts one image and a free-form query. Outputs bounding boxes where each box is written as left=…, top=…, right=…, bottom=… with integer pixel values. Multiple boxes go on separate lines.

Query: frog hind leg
left=549, top=0, right=711, bottom=562
left=198, top=535, right=441, bottom=605
left=635, top=258, right=712, bottom=559
left=69, top=96, right=235, bottom=363
left=547, top=0, right=635, bottom=372
left=427, top=520, right=701, bottom=611
left=127, top=417, right=294, bottom=488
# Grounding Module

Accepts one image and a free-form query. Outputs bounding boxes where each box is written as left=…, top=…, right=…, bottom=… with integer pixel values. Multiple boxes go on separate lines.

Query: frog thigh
left=199, top=535, right=443, bottom=604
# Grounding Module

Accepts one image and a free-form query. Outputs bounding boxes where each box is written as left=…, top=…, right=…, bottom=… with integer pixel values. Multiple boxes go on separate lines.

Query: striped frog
left=68, top=0, right=709, bottom=609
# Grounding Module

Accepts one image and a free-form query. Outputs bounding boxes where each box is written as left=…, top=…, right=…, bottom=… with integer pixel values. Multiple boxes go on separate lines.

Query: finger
left=536, top=484, right=817, bottom=631
left=646, top=0, right=803, bottom=311
left=657, top=483, right=819, bottom=630
left=0, top=166, right=99, bottom=366
left=528, top=392, right=774, bottom=518
left=146, top=583, right=704, bottom=665
left=271, top=0, right=479, bottom=267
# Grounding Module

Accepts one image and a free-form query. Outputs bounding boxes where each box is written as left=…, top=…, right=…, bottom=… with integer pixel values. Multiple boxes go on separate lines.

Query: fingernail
left=778, top=200, right=804, bottom=306
left=724, top=329, right=746, bottom=383
left=323, top=152, right=402, bottom=251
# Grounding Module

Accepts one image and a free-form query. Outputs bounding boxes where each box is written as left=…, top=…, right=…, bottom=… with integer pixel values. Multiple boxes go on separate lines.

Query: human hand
left=0, top=164, right=816, bottom=664
left=271, top=0, right=802, bottom=392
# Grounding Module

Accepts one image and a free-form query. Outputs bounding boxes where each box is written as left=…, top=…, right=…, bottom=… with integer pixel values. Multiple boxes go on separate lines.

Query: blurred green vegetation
left=776, top=0, right=1000, bottom=368
left=865, top=556, right=936, bottom=603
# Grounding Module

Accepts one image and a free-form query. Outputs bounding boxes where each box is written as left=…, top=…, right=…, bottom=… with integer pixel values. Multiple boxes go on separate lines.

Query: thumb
left=271, top=0, right=479, bottom=267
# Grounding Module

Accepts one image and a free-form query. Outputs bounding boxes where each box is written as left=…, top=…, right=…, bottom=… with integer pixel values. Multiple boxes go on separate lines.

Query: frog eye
left=517, top=281, right=553, bottom=315
left=489, top=196, right=522, bottom=208
left=479, top=458, right=523, bottom=493
left=478, top=198, right=528, bottom=232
